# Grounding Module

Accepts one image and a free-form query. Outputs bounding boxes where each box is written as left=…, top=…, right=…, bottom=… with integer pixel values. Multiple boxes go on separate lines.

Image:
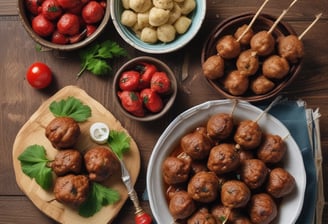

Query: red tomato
left=135, top=211, right=152, bottom=224
left=136, top=62, right=157, bottom=89
left=86, top=24, right=97, bottom=37
left=118, top=91, right=145, bottom=117
left=26, top=62, right=53, bottom=89
left=25, top=0, right=43, bottom=16
left=119, top=70, right=140, bottom=91
left=57, top=13, right=80, bottom=36
left=150, top=71, right=171, bottom=94
left=41, top=0, right=63, bottom=21
left=32, top=14, right=55, bottom=37
left=56, top=0, right=81, bottom=9
left=140, top=88, right=163, bottom=113
left=82, top=1, right=104, bottom=24
left=51, top=29, right=69, bottom=44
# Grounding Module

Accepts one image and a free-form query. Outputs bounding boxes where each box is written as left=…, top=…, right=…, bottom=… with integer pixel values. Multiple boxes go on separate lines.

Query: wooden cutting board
left=12, top=85, right=141, bottom=224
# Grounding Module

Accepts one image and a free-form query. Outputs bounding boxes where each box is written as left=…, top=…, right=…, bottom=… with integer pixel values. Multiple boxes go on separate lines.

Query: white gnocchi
left=120, top=0, right=196, bottom=43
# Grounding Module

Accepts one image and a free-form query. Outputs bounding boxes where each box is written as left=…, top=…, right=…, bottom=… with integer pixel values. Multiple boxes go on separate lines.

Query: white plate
left=147, top=100, right=306, bottom=224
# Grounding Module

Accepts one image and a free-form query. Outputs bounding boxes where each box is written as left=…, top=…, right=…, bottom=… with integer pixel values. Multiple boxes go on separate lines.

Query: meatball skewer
left=278, top=13, right=322, bottom=63
left=234, top=95, right=283, bottom=150
left=250, top=0, right=298, bottom=56
left=217, top=0, right=270, bottom=59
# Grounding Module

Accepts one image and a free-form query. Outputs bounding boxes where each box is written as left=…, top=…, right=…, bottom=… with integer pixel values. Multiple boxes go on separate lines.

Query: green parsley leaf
left=49, top=96, right=91, bottom=122
left=77, top=40, right=128, bottom=78
left=78, top=182, right=120, bottom=217
left=18, top=145, right=53, bottom=190
left=107, top=130, right=131, bottom=159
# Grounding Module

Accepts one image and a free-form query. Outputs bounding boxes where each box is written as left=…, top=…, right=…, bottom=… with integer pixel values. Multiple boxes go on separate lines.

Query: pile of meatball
left=202, top=18, right=304, bottom=97
left=162, top=112, right=296, bottom=224
left=45, top=116, right=119, bottom=207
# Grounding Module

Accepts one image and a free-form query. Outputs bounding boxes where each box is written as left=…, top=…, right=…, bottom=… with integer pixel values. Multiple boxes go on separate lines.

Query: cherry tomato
left=136, top=62, right=157, bottom=89
left=57, top=13, right=80, bottom=36
left=135, top=211, right=152, bottom=224
left=150, top=72, right=171, bottom=94
left=56, top=0, right=81, bottom=10
left=140, top=88, right=163, bottom=113
left=51, top=29, right=69, bottom=44
left=26, top=62, right=53, bottom=89
left=25, top=0, right=43, bottom=16
left=32, top=14, right=55, bottom=37
left=86, top=24, right=97, bottom=37
left=82, top=1, right=104, bottom=24
left=41, top=0, right=63, bottom=21
left=117, top=91, right=145, bottom=117
left=119, top=70, right=140, bottom=91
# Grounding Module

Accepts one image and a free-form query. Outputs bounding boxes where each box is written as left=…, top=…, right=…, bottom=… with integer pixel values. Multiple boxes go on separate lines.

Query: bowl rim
left=201, top=12, right=303, bottom=102
left=113, top=56, right=178, bottom=122
left=146, top=99, right=306, bottom=223
left=17, top=0, right=111, bottom=51
left=110, top=0, right=207, bottom=54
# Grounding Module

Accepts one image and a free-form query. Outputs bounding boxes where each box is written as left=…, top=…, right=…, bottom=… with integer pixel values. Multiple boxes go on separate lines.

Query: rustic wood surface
left=0, top=0, right=327, bottom=223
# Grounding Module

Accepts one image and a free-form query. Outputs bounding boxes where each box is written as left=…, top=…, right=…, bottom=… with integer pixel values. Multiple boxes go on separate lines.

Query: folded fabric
left=258, top=100, right=317, bottom=224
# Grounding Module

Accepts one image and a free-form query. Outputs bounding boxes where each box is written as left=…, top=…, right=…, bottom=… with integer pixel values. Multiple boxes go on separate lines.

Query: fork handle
left=128, top=189, right=153, bottom=224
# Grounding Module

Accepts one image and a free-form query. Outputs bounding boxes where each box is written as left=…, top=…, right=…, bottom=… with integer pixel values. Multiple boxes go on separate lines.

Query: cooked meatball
left=45, top=117, right=81, bottom=149
left=257, top=134, right=287, bottom=164
left=234, top=24, right=254, bottom=45
left=234, top=120, right=262, bottom=150
left=211, top=204, right=234, bottom=223
left=250, top=31, right=275, bottom=56
left=249, top=193, right=277, bottom=224
left=234, top=216, right=253, bottom=224
left=162, top=153, right=192, bottom=185
left=84, top=146, right=120, bottom=182
left=236, top=49, right=259, bottom=76
left=181, top=127, right=213, bottom=160
left=216, top=35, right=241, bottom=59
left=206, top=113, right=234, bottom=140
left=262, top=55, right=290, bottom=79
left=251, top=75, right=275, bottom=95
left=202, top=55, right=225, bottom=80
left=278, top=35, right=304, bottom=63
left=169, top=190, right=196, bottom=220
left=240, top=159, right=268, bottom=189
left=53, top=174, right=89, bottom=207
left=51, top=149, right=82, bottom=176
left=223, top=70, right=249, bottom=96
left=187, top=207, right=216, bottom=224
left=187, top=171, right=219, bottom=203
left=221, top=180, right=251, bottom=208
left=207, top=143, right=240, bottom=175
left=266, top=167, right=296, bottom=198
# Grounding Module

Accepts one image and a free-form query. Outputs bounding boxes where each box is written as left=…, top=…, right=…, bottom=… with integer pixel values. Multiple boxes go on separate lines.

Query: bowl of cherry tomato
left=113, top=56, right=178, bottom=122
left=18, top=0, right=110, bottom=51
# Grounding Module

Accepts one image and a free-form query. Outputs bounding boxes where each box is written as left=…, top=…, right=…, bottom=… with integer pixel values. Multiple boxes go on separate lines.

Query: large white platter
left=147, top=99, right=306, bottom=224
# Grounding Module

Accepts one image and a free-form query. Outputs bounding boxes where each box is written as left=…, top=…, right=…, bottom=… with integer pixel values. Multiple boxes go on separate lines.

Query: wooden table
left=0, top=0, right=327, bottom=223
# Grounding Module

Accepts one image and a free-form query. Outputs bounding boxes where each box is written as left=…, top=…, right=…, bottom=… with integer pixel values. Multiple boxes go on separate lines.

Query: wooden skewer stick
left=236, top=0, right=270, bottom=42
left=268, top=0, right=298, bottom=34
left=255, top=95, right=283, bottom=123
left=298, top=13, right=323, bottom=40
left=230, top=99, right=238, bottom=116
left=282, top=133, right=290, bottom=141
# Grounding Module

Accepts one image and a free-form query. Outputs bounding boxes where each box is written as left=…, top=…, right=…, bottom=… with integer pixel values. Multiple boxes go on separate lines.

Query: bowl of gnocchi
left=111, top=0, right=206, bottom=54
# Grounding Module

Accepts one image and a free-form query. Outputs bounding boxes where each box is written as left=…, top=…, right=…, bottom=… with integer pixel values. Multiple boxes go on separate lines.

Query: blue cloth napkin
left=258, top=100, right=317, bottom=224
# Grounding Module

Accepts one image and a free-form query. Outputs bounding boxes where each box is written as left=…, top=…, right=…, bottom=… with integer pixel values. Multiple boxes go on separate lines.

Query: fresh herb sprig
left=78, top=182, right=120, bottom=217
left=49, top=96, right=91, bottom=122
left=77, top=40, right=128, bottom=78
left=107, top=130, right=131, bottom=159
left=18, top=145, right=53, bottom=190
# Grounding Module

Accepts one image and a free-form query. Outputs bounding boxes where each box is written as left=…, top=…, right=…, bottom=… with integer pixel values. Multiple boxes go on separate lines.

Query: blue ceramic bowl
left=111, top=0, right=206, bottom=54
